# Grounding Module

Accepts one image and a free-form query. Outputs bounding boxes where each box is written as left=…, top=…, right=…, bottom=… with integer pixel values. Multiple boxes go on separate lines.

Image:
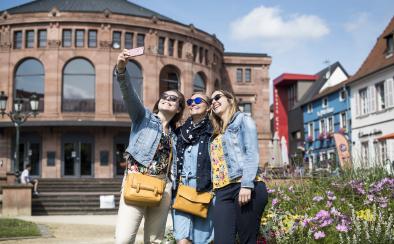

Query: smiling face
left=187, top=94, right=210, bottom=118
left=211, top=91, right=231, bottom=117
left=158, top=90, right=181, bottom=115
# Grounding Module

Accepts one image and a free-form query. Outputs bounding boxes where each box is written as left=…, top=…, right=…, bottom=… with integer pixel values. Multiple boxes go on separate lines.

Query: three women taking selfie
left=115, top=50, right=268, bottom=244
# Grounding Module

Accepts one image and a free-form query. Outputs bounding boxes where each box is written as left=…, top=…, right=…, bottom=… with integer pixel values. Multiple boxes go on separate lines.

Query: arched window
left=62, top=58, right=95, bottom=112
left=113, top=61, right=143, bottom=113
left=14, top=58, right=45, bottom=112
left=193, top=72, right=206, bottom=92
left=159, top=65, right=180, bottom=94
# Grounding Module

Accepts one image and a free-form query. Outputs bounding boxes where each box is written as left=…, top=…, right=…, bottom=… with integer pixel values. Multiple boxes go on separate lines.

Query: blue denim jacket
left=211, top=112, right=260, bottom=189
left=116, top=70, right=177, bottom=174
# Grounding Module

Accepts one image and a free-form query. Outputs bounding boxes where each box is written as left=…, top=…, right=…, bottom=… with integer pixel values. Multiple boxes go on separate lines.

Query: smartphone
left=127, top=47, right=144, bottom=57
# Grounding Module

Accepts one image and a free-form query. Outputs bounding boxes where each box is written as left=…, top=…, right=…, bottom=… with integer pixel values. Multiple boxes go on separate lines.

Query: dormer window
left=385, top=34, right=393, bottom=57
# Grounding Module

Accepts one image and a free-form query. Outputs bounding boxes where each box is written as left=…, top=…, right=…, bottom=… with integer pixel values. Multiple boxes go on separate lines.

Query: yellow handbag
left=173, top=184, right=213, bottom=218
left=123, top=173, right=166, bottom=207
left=123, top=145, right=172, bottom=207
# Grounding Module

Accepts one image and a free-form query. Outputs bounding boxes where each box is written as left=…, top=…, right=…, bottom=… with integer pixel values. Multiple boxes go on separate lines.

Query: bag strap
left=164, top=139, right=173, bottom=183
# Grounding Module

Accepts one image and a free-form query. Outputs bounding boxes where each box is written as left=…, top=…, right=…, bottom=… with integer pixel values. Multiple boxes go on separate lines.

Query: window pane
left=177, top=41, right=183, bottom=58
left=112, top=31, right=121, bottom=49
left=14, top=31, right=22, bottom=49
left=237, top=68, right=243, bottom=82
left=199, top=47, right=203, bottom=63
left=25, top=30, right=34, bottom=48
left=125, top=32, right=133, bottom=49
left=113, top=61, right=143, bottom=113
left=75, top=30, right=84, bottom=47
left=63, top=59, right=95, bottom=112
left=38, top=30, right=47, bottom=48
left=239, top=103, right=252, bottom=115
left=14, top=59, right=45, bottom=112
left=192, top=45, right=198, bottom=62
left=160, top=65, right=179, bottom=94
left=88, top=30, right=97, bottom=48
left=137, top=34, right=145, bottom=47
left=193, top=73, right=205, bottom=92
left=245, top=68, right=251, bottom=82
left=158, top=37, right=165, bottom=55
left=168, top=39, right=174, bottom=56
left=62, top=30, right=72, bottom=47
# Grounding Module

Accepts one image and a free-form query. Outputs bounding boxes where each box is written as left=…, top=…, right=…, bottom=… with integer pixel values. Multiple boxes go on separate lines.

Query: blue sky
left=1, top=0, right=393, bottom=98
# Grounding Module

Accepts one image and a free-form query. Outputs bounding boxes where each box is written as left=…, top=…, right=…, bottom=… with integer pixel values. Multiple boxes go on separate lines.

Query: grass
left=0, top=218, right=40, bottom=238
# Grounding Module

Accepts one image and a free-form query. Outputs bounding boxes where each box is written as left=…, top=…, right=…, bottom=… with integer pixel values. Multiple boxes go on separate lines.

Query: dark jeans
left=213, top=182, right=268, bottom=244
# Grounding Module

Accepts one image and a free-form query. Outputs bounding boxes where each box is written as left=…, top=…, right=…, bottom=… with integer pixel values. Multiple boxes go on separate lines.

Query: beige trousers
left=115, top=182, right=172, bottom=244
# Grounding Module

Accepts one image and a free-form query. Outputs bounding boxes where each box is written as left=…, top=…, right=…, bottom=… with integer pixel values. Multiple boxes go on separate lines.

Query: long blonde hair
left=209, top=90, right=239, bottom=136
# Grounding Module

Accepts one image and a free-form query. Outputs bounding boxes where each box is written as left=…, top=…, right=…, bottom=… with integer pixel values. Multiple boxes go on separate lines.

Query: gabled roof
left=347, top=16, right=394, bottom=84
left=2, top=0, right=173, bottom=22
left=295, top=61, right=347, bottom=107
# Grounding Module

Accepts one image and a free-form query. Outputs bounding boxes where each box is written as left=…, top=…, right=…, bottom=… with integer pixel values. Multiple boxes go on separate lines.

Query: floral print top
left=210, top=134, right=264, bottom=190
left=210, top=134, right=235, bottom=189
left=125, top=132, right=171, bottom=176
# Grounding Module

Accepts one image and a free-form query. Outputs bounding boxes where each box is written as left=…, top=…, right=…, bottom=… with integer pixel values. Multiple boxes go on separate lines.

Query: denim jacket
left=211, top=112, right=260, bottom=189
left=116, top=69, right=177, bottom=176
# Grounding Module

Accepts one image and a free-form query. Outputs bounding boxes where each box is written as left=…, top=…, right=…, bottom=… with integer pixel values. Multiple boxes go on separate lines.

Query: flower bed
left=261, top=168, right=394, bottom=243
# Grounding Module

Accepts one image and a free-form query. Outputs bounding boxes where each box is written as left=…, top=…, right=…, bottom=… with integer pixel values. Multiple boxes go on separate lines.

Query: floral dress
left=125, top=132, right=171, bottom=176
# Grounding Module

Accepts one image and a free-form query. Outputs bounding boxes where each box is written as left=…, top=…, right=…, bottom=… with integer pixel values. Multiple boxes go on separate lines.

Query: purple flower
left=319, top=218, right=333, bottom=227
left=301, top=218, right=310, bottom=227
left=326, top=191, right=337, bottom=201
left=315, top=210, right=330, bottom=219
left=267, top=187, right=276, bottom=194
left=272, top=198, right=279, bottom=206
left=314, top=231, right=326, bottom=240
left=313, top=196, right=324, bottom=202
left=330, top=207, right=341, bottom=217
left=326, top=201, right=332, bottom=208
left=336, top=224, right=349, bottom=232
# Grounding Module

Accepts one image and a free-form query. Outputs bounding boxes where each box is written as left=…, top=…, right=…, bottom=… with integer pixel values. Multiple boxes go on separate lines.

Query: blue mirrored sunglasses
left=186, top=97, right=206, bottom=106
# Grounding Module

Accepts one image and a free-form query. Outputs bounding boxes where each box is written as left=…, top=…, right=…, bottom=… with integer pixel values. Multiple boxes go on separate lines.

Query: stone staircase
left=32, top=178, right=123, bottom=215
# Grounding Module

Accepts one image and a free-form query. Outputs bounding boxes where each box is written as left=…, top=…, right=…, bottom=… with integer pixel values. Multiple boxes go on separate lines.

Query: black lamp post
left=0, top=91, right=39, bottom=175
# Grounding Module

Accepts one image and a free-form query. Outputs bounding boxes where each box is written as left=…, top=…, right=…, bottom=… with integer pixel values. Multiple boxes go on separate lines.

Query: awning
left=377, top=132, right=394, bottom=141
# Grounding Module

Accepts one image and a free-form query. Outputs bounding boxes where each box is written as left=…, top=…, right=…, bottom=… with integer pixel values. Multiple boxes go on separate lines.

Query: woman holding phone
left=209, top=90, right=268, bottom=244
left=115, top=49, right=185, bottom=244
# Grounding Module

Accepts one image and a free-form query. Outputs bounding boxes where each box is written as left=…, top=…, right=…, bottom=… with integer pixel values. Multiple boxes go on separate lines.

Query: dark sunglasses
left=212, top=94, right=225, bottom=101
left=186, top=97, right=207, bottom=106
left=161, top=93, right=179, bottom=102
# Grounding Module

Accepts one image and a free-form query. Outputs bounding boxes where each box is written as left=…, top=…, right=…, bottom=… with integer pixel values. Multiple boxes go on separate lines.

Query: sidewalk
left=0, top=214, right=173, bottom=244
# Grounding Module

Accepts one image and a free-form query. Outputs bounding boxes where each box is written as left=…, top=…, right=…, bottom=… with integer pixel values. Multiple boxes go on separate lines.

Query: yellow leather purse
left=173, top=184, right=213, bottom=218
left=123, top=145, right=172, bottom=207
left=123, top=173, right=166, bottom=207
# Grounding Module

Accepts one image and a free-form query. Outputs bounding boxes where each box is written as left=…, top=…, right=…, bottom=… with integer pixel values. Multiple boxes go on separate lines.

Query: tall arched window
left=14, top=58, right=45, bottom=112
left=62, top=58, right=95, bottom=112
left=113, top=61, right=143, bottom=113
left=214, top=79, right=221, bottom=90
left=159, top=65, right=180, bottom=94
left=193, top=72, right=206, bottom=92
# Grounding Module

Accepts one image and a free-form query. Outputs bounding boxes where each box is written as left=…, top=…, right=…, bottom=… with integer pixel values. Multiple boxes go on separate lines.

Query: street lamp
left=0, top=91, right=39, bottom=176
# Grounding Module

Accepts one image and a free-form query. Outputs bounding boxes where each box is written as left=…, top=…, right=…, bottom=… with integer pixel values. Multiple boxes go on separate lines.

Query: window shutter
left=369, top=85, right=376, bottom=113
left=355, top=91, right=360, bottom=116
left=386, top=78, right=394, bottom=107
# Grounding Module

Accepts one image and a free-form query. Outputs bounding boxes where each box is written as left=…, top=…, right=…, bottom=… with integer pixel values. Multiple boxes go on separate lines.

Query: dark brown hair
left=153, top=89, right=185, bottom=129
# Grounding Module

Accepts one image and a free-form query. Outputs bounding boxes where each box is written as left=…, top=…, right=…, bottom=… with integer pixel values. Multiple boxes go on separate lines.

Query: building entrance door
left=63, top=136, right=93, bottom=177
left=114, top=136, right=128, bottom=177
left=16, top=135, right=41, bottom=176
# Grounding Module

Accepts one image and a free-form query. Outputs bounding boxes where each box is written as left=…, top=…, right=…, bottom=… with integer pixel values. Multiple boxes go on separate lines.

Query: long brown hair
left=153, top=89, right=185, bottom=129
left=209, top=90, right=239, bottom=136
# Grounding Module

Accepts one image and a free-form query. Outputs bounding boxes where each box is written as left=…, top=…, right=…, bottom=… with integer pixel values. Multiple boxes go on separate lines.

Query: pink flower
left=314, top=231, right=326, bottom=240
left=336, top=224, right=349, bottom=232
left=272, top=198, right=279, bottom=207
left=319, top=218, right=333, bottom=227
left=267, top=188, right=276, bottom=194
left=313, top=196, right=323, bottom=202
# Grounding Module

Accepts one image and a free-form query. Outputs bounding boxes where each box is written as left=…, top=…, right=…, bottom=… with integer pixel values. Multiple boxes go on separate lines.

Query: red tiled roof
left=347, top=16, right=394, bottom=84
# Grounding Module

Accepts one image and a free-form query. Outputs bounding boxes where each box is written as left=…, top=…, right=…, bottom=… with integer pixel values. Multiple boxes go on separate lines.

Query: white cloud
left=230, top=5, right=329, bottom=42
left=344, top=12, right=369, bottom=32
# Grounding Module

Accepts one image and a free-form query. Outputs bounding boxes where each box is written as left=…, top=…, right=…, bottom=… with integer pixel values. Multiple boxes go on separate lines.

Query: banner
left=333, top=133, right=352, bottom=169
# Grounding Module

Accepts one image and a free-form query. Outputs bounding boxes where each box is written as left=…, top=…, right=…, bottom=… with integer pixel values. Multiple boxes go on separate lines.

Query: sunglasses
left=212, top=94, right=225, bottom=101
left=160, top=93, right=179, bottom=102
left=186, top=97, right=207, bottom=106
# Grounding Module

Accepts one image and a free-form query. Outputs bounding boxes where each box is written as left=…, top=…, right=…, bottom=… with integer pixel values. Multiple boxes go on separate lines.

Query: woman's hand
left=116, top=49, right=130, bottom=73
left=238, top=187, right=252, bottom=206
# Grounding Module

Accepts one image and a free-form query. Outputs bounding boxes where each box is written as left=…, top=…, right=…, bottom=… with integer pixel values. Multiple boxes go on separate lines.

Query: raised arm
left=116, top=50, right=145, bottom=124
